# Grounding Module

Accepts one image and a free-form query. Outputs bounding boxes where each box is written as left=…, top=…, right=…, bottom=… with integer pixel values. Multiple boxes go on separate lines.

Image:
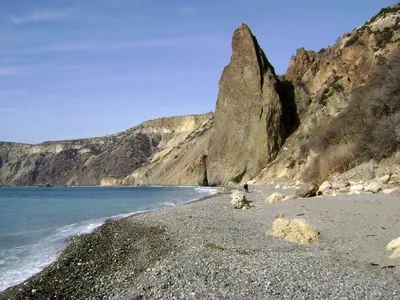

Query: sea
left=0, top=186, right=217, bottom=292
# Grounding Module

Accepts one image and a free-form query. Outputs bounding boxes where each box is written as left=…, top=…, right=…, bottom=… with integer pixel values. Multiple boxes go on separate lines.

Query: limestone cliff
left=205, top=24, right=285, bottom=186
left=256, top=4, right=400, bottom=183
left=1, top=4, right=399, bottom=187
left=0, top=114, right=212, bottom=186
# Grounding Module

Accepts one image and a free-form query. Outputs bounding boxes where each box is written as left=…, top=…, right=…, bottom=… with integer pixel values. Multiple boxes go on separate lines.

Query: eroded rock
left=230, top=190, right=250, bottom=209
left=205, top=24, right=284, bottom=186
left=386, top=237, right=400, bottom=259
left=296, top=182, right=318, bottom=198
left=266, top=217, right=320, bottom=244
left=266, top=192, right=285, bottom=203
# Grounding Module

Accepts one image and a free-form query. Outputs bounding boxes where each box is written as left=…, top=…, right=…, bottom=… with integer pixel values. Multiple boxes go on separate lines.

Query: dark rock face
left=0, top=132, right=159, bottom=186
left=205, top=24, right=284, bottom=186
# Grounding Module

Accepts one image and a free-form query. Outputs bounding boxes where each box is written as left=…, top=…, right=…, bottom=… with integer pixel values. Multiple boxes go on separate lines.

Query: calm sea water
left=0, top=186, right=217, bottom=291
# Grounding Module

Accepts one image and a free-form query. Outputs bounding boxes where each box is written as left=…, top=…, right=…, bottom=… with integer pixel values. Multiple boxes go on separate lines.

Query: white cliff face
left=0, top=113, right=213, bottom=187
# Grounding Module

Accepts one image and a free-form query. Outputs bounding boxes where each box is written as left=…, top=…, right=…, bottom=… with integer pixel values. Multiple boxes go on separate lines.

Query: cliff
left=1, top=4, right=399, bottom=187
left=0, top=114, right=212, bottom=186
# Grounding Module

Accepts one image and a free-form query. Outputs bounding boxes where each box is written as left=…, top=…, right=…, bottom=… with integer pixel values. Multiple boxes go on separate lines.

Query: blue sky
left=0, top=0, right=396, bottom=143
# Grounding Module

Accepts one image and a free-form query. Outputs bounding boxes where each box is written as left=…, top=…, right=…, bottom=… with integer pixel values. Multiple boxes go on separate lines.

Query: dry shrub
left=304, top=143, right=357, bottom=183
left=308, top=47, right=400, bottom=168
left=360, top=113, right=400, bottom=160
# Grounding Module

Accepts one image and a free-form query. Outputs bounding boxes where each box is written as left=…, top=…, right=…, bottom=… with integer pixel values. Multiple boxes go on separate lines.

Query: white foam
left=0, top=186, right=218, bottom=292
left=0, top=219, right=104, bottom=292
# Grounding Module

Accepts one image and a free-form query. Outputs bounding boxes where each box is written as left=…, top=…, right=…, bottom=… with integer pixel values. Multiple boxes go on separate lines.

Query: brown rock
left=295, top=182, right=318, bottom=198
left=205, top=24, right=284, bottom=186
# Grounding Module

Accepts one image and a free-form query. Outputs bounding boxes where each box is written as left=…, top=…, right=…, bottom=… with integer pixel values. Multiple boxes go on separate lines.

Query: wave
left=0, top=186, right=218, bottom=292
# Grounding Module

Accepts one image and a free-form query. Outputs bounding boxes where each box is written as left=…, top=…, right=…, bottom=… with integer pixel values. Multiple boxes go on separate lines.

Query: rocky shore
left=1, top=185, right=400, bottom=299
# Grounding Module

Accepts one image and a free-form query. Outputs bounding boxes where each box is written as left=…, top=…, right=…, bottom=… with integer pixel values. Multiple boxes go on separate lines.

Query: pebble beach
left=1, top=184, right=399, bottom=299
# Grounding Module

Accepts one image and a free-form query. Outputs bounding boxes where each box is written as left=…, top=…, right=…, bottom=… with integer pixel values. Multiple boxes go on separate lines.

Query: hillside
left=0, top=3, right=399, bottom=187
left=0, top=114, right=212, bottom=186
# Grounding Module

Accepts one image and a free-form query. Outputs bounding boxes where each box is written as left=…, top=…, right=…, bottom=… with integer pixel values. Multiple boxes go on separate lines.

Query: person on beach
left=243, top=182, right=249, bottom=193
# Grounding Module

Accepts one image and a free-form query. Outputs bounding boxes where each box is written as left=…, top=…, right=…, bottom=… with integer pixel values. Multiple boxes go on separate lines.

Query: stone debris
left=317, top=181, right=332, bottom=195
left=267, top=216, right=320, bottom=244
left=386, top=237, right=400, bottom=259
left=364, top=182, right=382, bottom=193
left=230, top=190, right=250, bottom=209
left=349, top=184, right=364, bottom=194
left=266, top=192, right=285, bottom=203
left=295, top=182, right=318, bottom=198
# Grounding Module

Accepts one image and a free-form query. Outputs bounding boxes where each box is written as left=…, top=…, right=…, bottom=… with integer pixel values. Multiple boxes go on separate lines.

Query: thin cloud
left=2, top=34, right=224, bottom=55
left=0, top=67, right=26, bottom=76
left=11, top=10, right=70, bottom=24
left=0, top=89, right=28, bottom=96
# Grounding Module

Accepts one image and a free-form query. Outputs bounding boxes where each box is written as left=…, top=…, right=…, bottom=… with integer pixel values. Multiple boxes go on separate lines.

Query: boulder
left=205, top=24, right=284, bottom=186
left=378, top=174, right=391, bottom=185
left=364, top=182, right=382, bottom=193
left=266, top=217, right=290, bottom=238
left=386, top=237, right=400, bottom=259
left=266, top=192, right=285, bottom=203
left=349, top=184, right=364, bottom=194
left=230, top=190, right=250, bottom=209
left=266, top=217, right=319, bottom=244
left=317, top=180, right=332, bottom=194
left=295, top=182, right=318, bottom=198
left=383, top=187, right=400, bottom=195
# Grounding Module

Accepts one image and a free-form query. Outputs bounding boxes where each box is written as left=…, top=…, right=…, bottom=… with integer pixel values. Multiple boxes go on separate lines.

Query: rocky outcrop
left=0, top=114, right=212, bottom=186
left=205, top=24, right=284, bottom=186
left=266, top=215, right=320, bottom=244
left=123, top=114, right=213, bottom=186
left=230, top=190, right=250, bottom=209
left=255, top=4, right=400, bottom=184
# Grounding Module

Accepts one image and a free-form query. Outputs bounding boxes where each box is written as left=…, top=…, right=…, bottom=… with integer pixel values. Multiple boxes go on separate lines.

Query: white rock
left=383, top=188, right=400, bottom=194
left=266, top=192, right=285, bottom=203
left=282, top=195, right=295, bottom=201
left=349, top=184, right=364, bottom=194
left=364, top=182, right=381, bottom=193
left=230, top=190, right=249, bottom=209
left=318, top=181, right=332, bottom=194
left=275, top=184, right=281, bottom=189
left=378, top=174, right=391, bottom=184
left=386, top=236, right=400, bottom=259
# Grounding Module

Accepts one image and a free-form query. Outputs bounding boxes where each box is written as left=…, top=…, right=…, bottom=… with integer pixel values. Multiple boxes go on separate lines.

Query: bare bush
left=304, top=143, right=357, bottom=183
left=361, top=113, right=400, bottom=159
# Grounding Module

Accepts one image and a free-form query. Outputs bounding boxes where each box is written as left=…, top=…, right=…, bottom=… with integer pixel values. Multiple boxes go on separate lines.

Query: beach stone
left=266, top=192, right=285, bottom=203
left=386, top=236, right=400, bottom=259
left=364, top=182, right=381, bottom=193
left=275, top=212, right=285, bottom=219
left=282, top=195, right=295, bottom=201
left=266, top=217, right=290, bottom=238
left=230, top=190, right=250, bottom=209
left=318, top=181, right=332, bottom=194
left=383, top=187, right=400, bottom=195
left=349, top=184, right=364, bottom=194
left=284, top=218, right=320, bottom=244
left=266, top=217, right=319, bottom=244
left=378, top=174, right=391, bottom=185
left=295, top=182, right=318, bottom=198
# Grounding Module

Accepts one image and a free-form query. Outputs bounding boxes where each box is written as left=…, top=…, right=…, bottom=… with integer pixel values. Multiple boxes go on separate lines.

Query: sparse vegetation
left=305, top=48, right=400, bottom=183
left=376, top=27, right=394, bottom=48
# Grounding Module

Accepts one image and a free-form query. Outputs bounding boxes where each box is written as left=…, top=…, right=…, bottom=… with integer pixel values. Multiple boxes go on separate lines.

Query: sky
left=0, top=0, right=397, bottom=144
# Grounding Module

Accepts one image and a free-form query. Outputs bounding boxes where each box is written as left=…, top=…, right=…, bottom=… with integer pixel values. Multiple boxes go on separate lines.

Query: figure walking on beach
left=243, top=182, right=249, bottom=193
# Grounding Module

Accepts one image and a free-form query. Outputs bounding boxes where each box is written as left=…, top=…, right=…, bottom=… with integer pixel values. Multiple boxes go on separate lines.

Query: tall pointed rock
left=205, top=24, right=284, bottom=186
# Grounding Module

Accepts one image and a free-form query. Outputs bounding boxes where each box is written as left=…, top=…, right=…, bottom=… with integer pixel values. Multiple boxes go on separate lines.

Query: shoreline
left=0, top=186, right=219, bottom=294
left=1, top=184, right=400, bottom=299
